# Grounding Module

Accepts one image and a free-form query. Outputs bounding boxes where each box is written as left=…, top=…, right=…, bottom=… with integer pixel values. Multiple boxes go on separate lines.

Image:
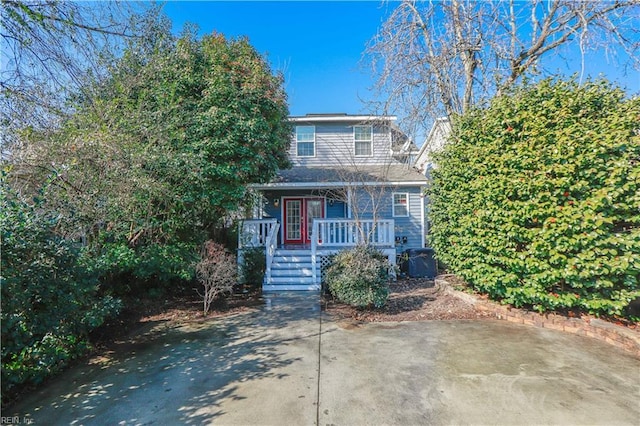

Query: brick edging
left=435, top=277, right=640, bottom=358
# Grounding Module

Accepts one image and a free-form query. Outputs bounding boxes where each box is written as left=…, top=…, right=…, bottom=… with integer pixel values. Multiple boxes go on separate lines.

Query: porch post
left=311, top=220, right=319, bottom=284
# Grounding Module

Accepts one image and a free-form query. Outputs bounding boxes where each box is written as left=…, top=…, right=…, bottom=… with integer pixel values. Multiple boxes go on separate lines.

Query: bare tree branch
left=365, top=0, right=640, bottom=137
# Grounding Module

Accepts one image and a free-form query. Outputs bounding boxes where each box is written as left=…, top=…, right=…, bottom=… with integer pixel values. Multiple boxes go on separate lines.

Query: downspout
left=420, top=188, right=426, bottom=248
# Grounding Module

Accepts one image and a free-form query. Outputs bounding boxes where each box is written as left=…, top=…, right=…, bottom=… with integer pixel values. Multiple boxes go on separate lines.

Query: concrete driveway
left=8, top=292, right=639, bottom=425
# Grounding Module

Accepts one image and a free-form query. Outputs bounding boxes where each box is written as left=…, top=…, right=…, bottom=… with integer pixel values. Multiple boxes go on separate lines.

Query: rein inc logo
left=1, top=417, right=34, bottom=425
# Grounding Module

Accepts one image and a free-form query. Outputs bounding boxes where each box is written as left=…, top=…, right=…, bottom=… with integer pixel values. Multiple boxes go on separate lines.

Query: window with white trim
left=296, top=126, right=315, bottom=157
left=354, top=125, right=372, bottom=156
left=393, top=193, right=409, bottom=217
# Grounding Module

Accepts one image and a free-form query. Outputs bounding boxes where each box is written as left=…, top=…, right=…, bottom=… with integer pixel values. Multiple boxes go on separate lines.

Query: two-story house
left=239, top=113, right=428, bottom=291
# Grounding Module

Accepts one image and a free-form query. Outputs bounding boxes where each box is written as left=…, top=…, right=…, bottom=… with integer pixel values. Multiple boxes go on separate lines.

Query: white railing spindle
left=311, top=219, right=395, bottom=248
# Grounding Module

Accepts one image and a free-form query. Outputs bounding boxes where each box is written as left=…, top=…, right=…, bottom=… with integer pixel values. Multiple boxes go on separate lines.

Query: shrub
left=195, top=241, right=236, bottom=315
left=325, top=245, right=391, bottom=308
left=1, top=184, right=121, bottom=400
left=428, top=78, right=640, bottom=318
left=85, top=239, right=198, bottom=297
left=239, top=247, right=265, bottom=292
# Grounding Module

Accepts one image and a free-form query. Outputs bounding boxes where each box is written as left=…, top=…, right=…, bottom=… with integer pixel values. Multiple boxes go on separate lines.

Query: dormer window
left=354, top=125, right=372, bottom=156
left=296, top=125, right=315, bottom=157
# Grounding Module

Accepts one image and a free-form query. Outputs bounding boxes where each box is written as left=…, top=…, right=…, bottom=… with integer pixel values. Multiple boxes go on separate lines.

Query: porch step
left=271, top=267, right=315, bottom=277
left=264, top=249, right=320, bottom=291
left=271, top=260, right=313, bottom=269
left=263, top=283, right=320, bottom=291
left=267, top=276, right=316, bottom=284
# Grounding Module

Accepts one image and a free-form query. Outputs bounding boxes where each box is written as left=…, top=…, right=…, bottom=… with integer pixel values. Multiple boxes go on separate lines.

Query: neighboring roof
left=250, top=165, right=428, bottom=190
left=415, top=118, right=452, bottom=174
left=390, top=126, right=419, bottom=155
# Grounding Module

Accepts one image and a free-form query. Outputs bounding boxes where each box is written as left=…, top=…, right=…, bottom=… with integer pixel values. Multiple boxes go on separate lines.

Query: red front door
left=283, top=198, right=324, bottom=245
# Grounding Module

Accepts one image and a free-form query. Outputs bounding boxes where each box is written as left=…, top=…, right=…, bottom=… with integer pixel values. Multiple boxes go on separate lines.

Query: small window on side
left=393, top=193, right=409, bottom=217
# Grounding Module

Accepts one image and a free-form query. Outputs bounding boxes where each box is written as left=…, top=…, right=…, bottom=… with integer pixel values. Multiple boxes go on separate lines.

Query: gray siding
left=261, top=186, right=424, bottom=249
left=351, top=186, right=424, bottom=249
left=290, top=123, right=394, bottom=167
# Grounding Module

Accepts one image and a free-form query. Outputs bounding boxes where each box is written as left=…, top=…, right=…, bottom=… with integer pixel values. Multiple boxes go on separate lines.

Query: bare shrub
left=195, top=241, right=236, bottom=315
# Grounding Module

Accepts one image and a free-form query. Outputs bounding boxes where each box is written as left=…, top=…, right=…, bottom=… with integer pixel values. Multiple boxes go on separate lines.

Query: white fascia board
left=289, top=115, right=397, bottom=123
left=417, top=117, right=450, bottom=156
left=249, top=181, right=427, bottom=190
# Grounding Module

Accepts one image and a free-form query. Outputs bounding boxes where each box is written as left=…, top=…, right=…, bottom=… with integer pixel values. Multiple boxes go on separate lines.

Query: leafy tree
left=1, top=179, right=121, bottom=400
left=9, top=24, right=291, bottom=286
left=427, top=78, right=639, bottom=318
left=366, top=0, right=639, bottom=136
left=2, top=11, right=290, bottom=399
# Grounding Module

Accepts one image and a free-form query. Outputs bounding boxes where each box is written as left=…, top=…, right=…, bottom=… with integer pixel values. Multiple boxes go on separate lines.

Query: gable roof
left=250, top=165, right=428, bottom=190
left=415, top=118, right=451, bottom=174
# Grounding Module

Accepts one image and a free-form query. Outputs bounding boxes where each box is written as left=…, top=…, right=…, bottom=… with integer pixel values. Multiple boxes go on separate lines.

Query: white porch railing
left=239, top=219, right=279, bottom=285
left=312, top=219, right=395, bottom=248
left=238, top=219, right=278, bottom=249
left=311, top=219, right=395, bottom=283
left=264, top=222, right=280, bottom=285
left=239, top=218, right=396, bottom=287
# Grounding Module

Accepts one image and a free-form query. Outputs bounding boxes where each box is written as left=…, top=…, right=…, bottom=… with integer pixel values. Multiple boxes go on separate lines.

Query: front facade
left=240, top=113, right=428, bottom=291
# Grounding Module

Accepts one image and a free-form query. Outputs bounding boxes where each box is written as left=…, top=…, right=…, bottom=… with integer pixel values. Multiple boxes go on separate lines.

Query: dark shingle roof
left=251, top=165, right=428, bottom=189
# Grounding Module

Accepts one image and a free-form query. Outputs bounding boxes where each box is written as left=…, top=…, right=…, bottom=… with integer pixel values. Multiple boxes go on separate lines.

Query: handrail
left=238, top=219, right=278, bottom=249
left=264, top=222, right=280, bottom=285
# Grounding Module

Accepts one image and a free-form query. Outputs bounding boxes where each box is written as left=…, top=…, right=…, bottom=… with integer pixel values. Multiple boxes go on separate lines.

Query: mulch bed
left=89, top=288, right=263, bottom=348
left=322, top=277, right=493, bottom=322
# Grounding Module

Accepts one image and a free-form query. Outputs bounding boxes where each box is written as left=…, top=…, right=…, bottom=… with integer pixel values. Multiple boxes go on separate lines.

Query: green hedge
left=428, top=79, right=639, bottom=318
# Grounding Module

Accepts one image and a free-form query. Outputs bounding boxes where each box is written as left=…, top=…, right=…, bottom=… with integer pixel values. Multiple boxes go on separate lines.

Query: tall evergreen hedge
left=428, top=79, right=639, bottom=318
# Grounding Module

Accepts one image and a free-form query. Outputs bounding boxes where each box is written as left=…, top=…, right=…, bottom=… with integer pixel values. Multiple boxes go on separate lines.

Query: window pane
left=393, top=193, right=408, bottom=217
left=394, top=194, right=407, bottom=204
left=355, top=141, right=371, bottom=156
left=354, top=126, right=372, bottom=141
left=395, top=205, right=408, bottom=216
left=286, top=200, right=301, bottom=240
left=297, top=142, right=314, bottom=156
left=296, top=126, right=315, bottom=142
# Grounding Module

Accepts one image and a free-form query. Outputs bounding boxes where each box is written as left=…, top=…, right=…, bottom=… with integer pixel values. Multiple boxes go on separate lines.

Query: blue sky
left=161, top=1, right=639, bottom=122
left=162, top=1, right=393, bottom=116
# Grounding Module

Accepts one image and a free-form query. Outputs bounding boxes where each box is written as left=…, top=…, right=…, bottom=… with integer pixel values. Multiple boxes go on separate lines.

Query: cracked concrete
left=8, top=292, right=640, bottom=425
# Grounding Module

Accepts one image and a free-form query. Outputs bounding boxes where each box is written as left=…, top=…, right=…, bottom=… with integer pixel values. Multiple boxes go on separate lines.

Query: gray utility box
left=401, top=248, right=437, bottom=279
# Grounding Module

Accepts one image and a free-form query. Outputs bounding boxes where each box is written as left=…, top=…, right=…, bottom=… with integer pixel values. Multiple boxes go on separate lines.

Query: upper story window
left=392, top=192, right=409, bottom=217
left=354, top=125, right=372, bottom=156
left=296, top=126, right=315, bottom=157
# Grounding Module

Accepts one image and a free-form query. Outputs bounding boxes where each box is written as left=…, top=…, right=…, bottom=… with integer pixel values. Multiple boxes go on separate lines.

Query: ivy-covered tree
left=427, top=78, right=639, bottom=318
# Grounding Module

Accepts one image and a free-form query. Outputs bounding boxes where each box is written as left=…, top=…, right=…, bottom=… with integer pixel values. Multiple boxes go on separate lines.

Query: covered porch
left=238, top=218, right=396, bottom=291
